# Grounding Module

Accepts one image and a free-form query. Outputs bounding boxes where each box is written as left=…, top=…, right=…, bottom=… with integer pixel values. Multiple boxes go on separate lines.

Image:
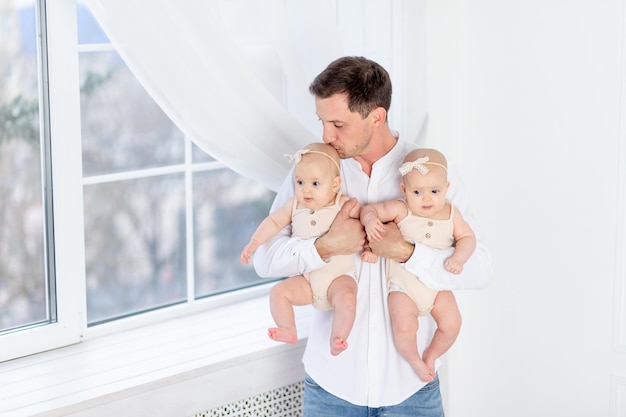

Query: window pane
left=83, top=175, right=187, bottom=324
left=193, top=169, right=276, bottom=298
left=76, top=5, right=109, bottom=44
left=192, top=142, right=215, bottom=163
left=79, top=51, right=185, bottom=176
left=0, top=1, right=49, bottom=332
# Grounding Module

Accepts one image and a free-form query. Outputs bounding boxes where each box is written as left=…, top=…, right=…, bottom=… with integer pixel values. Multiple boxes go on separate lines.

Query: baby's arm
left=341, top=197, right=377, bottom=264
left=240, top=198, right=294, bottom=264
left=360, top=200, right=407, bottom=241
left=444, top=206, right=477, bottom=274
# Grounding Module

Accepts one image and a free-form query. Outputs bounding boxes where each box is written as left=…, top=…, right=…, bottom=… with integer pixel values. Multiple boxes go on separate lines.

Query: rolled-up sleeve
left=252, top=232, right=327, bottom=278
left=404, top=241, right=492, bottom=290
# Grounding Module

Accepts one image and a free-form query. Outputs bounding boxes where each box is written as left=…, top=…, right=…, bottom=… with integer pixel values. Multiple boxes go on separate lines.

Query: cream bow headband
left=399, top=156, right=447, bottom=176
left=284, top=148, right=341, bottom=172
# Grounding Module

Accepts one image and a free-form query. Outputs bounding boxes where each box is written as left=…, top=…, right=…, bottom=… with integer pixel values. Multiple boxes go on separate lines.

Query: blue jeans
left=302, top=374, right=444, bottom=417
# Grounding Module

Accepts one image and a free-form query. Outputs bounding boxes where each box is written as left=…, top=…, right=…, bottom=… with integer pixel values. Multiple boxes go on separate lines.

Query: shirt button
left=425, top=233, right=431, bottom=239
left=310, top=210, right=315, bottom=214
left=427, top=221, right=433, bottom=227
left=311, top=220, right=316, bottom=226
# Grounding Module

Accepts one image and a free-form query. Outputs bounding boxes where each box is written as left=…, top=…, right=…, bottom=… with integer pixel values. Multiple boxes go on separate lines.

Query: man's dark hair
left=309, top=56, right=392, bottom=119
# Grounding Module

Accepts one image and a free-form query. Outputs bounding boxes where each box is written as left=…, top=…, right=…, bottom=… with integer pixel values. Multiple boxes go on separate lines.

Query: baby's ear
left=333, top=176, right=342, bottom=192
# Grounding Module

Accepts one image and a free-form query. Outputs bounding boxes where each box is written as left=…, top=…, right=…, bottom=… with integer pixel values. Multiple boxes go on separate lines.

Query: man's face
left=314, top=93, right=372, bottom=159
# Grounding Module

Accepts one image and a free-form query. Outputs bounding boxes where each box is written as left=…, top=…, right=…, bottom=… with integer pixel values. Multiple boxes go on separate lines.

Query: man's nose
left=322, top=126, right=335, bottom=144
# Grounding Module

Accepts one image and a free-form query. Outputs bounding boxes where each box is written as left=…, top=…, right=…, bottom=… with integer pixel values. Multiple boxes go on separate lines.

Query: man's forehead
left=315, top=95, right=357, bottom=120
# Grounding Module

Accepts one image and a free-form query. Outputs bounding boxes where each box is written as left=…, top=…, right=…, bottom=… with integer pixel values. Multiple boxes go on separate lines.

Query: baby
left=360, top=148, right=476, bottom=381
left=241, top=143, right=360, bottom=356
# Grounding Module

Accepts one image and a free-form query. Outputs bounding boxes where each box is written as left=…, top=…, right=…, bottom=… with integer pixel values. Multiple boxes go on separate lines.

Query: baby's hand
left=364, top=218, right=385, bottom=241
left=444, top=257, right=464, bottom=274
left=240, top=242, right=257, bottom=264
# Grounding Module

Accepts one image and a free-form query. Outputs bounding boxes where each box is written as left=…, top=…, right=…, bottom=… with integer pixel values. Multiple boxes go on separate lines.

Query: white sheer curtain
left=82, top=0, right=333, bottom=191
left=81, top=0, right=423, bottom=191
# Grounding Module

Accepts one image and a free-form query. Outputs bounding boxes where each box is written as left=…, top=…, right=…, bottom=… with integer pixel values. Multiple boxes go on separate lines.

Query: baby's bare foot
left=330, top=337, right=348, bottom=356
left=268, top=327, right=297, bottom=344
left=412, top=360, right=436, bottom=382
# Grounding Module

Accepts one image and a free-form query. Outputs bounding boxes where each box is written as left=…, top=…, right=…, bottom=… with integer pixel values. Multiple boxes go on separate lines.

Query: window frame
left=1, top=0, right=85, bottom=362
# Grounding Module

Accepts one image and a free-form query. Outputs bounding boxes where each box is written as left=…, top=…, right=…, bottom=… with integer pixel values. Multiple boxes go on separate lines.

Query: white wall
left=425, top=1, right=625, bottom=416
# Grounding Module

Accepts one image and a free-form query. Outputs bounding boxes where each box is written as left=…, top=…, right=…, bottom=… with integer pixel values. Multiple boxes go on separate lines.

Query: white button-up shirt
left=253, top=136, right=492, bottom=407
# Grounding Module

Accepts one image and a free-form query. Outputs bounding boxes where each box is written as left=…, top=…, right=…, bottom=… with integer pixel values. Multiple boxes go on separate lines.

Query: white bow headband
left=399, top=156, right=447, bottom=176
left=284, top=148, right=341, bottom=172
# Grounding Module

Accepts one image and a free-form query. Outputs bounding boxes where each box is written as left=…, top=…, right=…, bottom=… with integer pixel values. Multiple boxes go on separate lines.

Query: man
left=254, top=56, right=492, bottom=416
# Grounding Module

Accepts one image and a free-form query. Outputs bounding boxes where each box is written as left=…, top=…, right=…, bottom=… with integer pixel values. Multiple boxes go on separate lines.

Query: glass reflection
left=79, top=51, right=185, bottom=177
left=194, top=169, right=276, bottom=298
left=83, top=175, right=187, bottom=324
left=0, top=0, right=48, bottom=332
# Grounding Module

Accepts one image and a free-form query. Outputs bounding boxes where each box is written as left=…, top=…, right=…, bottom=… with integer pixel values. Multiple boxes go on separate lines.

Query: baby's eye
left=313, top=181, right=321, bottom=187
left=296, top=180, right=304, bottom=186
left=413, top=190, right=421, bottom=195
left=432, top=189, right=440, bottom=195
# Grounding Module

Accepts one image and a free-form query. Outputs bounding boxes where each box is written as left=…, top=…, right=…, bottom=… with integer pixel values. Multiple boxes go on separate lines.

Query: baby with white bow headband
left=241, top=142, right=363, bottom=356
left=360, top=148, right=476, bottom=383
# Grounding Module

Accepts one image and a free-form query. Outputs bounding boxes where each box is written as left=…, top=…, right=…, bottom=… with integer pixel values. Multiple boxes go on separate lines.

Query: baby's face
left=294, top=155, right=339, bottom=210
left=401, top=167, right=449, bottom=217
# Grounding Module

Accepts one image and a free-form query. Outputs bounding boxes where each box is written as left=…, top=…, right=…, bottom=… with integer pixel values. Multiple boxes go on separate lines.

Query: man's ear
left=370, top=107, right=387, bottom=126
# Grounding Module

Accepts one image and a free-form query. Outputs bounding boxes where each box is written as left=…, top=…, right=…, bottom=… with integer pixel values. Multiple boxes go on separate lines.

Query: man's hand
left=315, top=199, right=366, bottom=261
left=367, top=222, right=414, bottom=263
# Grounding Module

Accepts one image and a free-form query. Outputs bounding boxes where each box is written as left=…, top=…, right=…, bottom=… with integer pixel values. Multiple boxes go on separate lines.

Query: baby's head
left=287, top=143, right=342, bottom=209
left=299, top=143, right=341, bottom=175
left=400, top=148, right=450, bottom=215
left=400, top=148, right=448, bottom=181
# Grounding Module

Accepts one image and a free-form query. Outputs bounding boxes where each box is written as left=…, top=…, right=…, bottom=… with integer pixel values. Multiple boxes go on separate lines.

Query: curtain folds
left=82, top=0, right=324, bottom=191
left=80, top=1, right=425, bottom=191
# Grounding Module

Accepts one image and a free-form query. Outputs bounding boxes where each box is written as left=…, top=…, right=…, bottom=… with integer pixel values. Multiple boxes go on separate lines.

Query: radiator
left=193, top=381, right=304, bottom=417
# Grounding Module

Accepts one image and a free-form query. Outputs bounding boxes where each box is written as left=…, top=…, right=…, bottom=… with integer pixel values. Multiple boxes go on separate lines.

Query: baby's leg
left=326, top=275, right=358, bottom=355
left=389, top=291, right=436, bottom=382
left=422, top=290, right=462, bottom=372
left=268, top=275, right=313, bottom=344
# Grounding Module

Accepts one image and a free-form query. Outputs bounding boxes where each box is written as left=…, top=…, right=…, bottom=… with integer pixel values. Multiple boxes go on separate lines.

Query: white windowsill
left=0, top=292, right=312, bottom=417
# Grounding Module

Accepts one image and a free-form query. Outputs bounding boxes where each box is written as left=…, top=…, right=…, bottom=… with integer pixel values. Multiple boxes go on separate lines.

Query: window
left=77, top=5, right=276, bottom=325
left=0, top=0, right=50, bottom=334
left=1, top=0, right=84, bottom=362
left=1, top=0, right=277, bottom=361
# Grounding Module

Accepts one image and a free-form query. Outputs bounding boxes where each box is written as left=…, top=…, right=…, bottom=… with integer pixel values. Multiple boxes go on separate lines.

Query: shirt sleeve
left=403, top=162, right=493, bottom=290
left=252, top=169, right=327, bottom=278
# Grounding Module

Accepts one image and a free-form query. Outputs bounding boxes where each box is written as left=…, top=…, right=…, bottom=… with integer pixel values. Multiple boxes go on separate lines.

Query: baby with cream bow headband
left=241, top=142, right=363, bottom=356
left=360, top=148, right=476, bottom=383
